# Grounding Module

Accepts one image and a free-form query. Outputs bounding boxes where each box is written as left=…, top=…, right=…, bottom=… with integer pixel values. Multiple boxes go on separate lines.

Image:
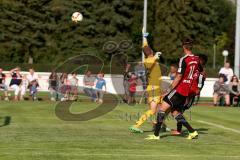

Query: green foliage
left=152, top=0, right=235, bottom=65
left=0, top=0, right=236, bottom=68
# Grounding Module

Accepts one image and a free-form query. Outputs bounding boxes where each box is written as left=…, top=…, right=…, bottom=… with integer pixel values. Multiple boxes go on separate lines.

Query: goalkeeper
left=129, top=31, right=163, bottom=133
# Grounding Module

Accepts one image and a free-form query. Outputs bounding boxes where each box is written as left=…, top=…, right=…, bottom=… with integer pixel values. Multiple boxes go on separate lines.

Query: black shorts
left=183, top=94, right=196, bottom=111
left=163, top=90, right=186, bottom=110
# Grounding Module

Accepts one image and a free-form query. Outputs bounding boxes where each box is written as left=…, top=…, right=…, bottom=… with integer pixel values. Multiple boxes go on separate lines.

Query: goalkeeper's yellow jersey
left=144, top=56, right=162, bottom=86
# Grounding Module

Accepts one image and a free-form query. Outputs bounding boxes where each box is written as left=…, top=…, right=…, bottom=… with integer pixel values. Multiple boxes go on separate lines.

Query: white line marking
left=197, top=120, right=240, bottom=134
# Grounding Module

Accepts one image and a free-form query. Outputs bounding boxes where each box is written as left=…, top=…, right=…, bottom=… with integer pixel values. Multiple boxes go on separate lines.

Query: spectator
left=95, top=73, right=107, bottom=104
left=83, top=71, right=97, bottom=102
left=59, top=73, right=70, bottom=101
left=123, top=64, right=131, bottom=103
left=9, top=67, right=22, bottom=101
left=128, top=73, right=137, bottom=104
left=229, top=75, right=240, bottom=106
left=48, top=71, right=59, bottom=101
left=0, top=68, right=9, bottom=101
left=213, top=76, right=230, bottom=106
left=219, top=62, right=234, bottom=84
left=168, top=64, right=178, bottom=81
left=69, top=72, right=78, bottom=101
left=27, top=68, right=39, bottom=101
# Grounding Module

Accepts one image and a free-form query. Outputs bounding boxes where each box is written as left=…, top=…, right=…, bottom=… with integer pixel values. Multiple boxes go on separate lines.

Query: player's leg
left=172, top=94, right=198, bottom=139
left=129, top=86, right=160, bottom=133
left=145, top=101, right=170, bottom=139
left=146, top=90, right=188, bottom=140
left=172, top=95, right=196, bottom=135
left=129, top=100, right=157, bottom=133
left=171, top=110, right=183, bottom=135
left=172, top=110, right=198, bottom=139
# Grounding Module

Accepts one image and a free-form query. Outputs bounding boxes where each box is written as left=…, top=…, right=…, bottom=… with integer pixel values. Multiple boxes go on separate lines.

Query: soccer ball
left=71, top=12, right=83, bottom=22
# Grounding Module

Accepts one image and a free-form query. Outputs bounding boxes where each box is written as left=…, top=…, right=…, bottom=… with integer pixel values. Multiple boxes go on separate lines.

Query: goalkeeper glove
left=154, top=52, right=162, bottom=59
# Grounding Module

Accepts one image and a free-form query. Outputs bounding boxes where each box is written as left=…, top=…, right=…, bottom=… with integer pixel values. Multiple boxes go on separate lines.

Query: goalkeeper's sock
left=135, top=110, right=154, bottom=128
left=175, top=114, right=195, bottom=133
left=177, top=121, right=183, bottom=132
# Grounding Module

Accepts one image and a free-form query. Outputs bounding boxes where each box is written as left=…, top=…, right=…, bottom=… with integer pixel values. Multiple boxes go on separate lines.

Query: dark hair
left=219, top=74, right=227, bottom=82
left=231, top=75, right=239, bottom=83
left=170, top=63, right=178, bottom=68
left=85, top=70, right=91, bottom=75
left=49, top=72, right=57, bottom=80
left=60, top=73, right=68, bottom=80
left=99, top=72, right=105, bottom=77
left=197, top=54, right=208, bottom=66
left=72, top=72, right=77, bottom=75
left=182, top=38, right=193, bottom=50
left=143, top=46, right=154, bottom=57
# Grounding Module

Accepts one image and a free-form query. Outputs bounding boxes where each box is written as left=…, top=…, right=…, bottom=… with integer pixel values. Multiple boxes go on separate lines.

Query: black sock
left=175, top=114, right=195, bottom=133
left=177, top=122, right=182, bottom=132
left=154, top=111, right=166, bottom=136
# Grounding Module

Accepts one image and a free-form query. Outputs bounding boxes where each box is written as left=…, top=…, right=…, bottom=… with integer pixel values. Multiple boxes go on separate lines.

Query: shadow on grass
left=159, top=128, right=209, bottom=138
left=0, top=116, right=11, bottom=127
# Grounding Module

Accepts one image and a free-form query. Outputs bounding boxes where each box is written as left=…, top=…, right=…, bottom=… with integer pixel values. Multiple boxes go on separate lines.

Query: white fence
left=3, top=72, right=216, bottom=97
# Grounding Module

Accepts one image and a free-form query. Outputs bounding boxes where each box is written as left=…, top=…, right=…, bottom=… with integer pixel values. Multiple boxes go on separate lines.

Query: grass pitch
left=0, top=100, right=240, bottom=160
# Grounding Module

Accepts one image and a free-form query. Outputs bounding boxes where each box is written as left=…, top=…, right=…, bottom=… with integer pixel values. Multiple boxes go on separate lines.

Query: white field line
left=197, top=120, right=240, bottom=134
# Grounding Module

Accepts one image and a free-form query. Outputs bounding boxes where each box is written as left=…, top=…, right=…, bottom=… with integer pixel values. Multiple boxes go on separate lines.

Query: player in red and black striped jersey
left=146, top=38, right=201, bottom=140
left=172, top=54, right=208, bottom=135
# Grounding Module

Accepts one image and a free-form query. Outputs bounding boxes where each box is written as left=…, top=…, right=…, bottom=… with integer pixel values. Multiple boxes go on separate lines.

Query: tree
left=0, top=0, right=236, bottom=68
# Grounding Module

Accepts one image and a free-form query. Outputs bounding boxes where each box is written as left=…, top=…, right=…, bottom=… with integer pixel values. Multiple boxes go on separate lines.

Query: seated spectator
left=27, top=68, right=39, bottom=101
left=219, top=62, right=234, bottom=84
left=229, top=75, right=240, bottom=106
left=83, top=71, right=97, bottom=102
left=128, top=73, right=137, bottom=104
left=48, top=71, right=59, bottom=101
left=9, top=67, right=22, bottom=101
left=168, top=64, right=178, bottom=81
left=69, top=72, right=78, bottom=101
left=213, top=76, right=230, bottom=106
left=0, top=68, right=9, bottom=101
left=59, top=73, right=70, bottom=101
left=95, top=73, right=107, bottom=104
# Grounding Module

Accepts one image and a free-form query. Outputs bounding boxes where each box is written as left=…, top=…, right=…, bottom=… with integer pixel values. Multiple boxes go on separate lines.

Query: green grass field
left=0, top=101, right=240, bottom=160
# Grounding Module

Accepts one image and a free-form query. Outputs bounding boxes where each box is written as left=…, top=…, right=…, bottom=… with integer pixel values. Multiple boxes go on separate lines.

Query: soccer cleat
left=171, top=130, right=181, bottom=136
left=186, top=131, right=198, bottom=140
left=129, top=126, right=143, bottom=134
left=145, top=135, right=160, bottom=140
